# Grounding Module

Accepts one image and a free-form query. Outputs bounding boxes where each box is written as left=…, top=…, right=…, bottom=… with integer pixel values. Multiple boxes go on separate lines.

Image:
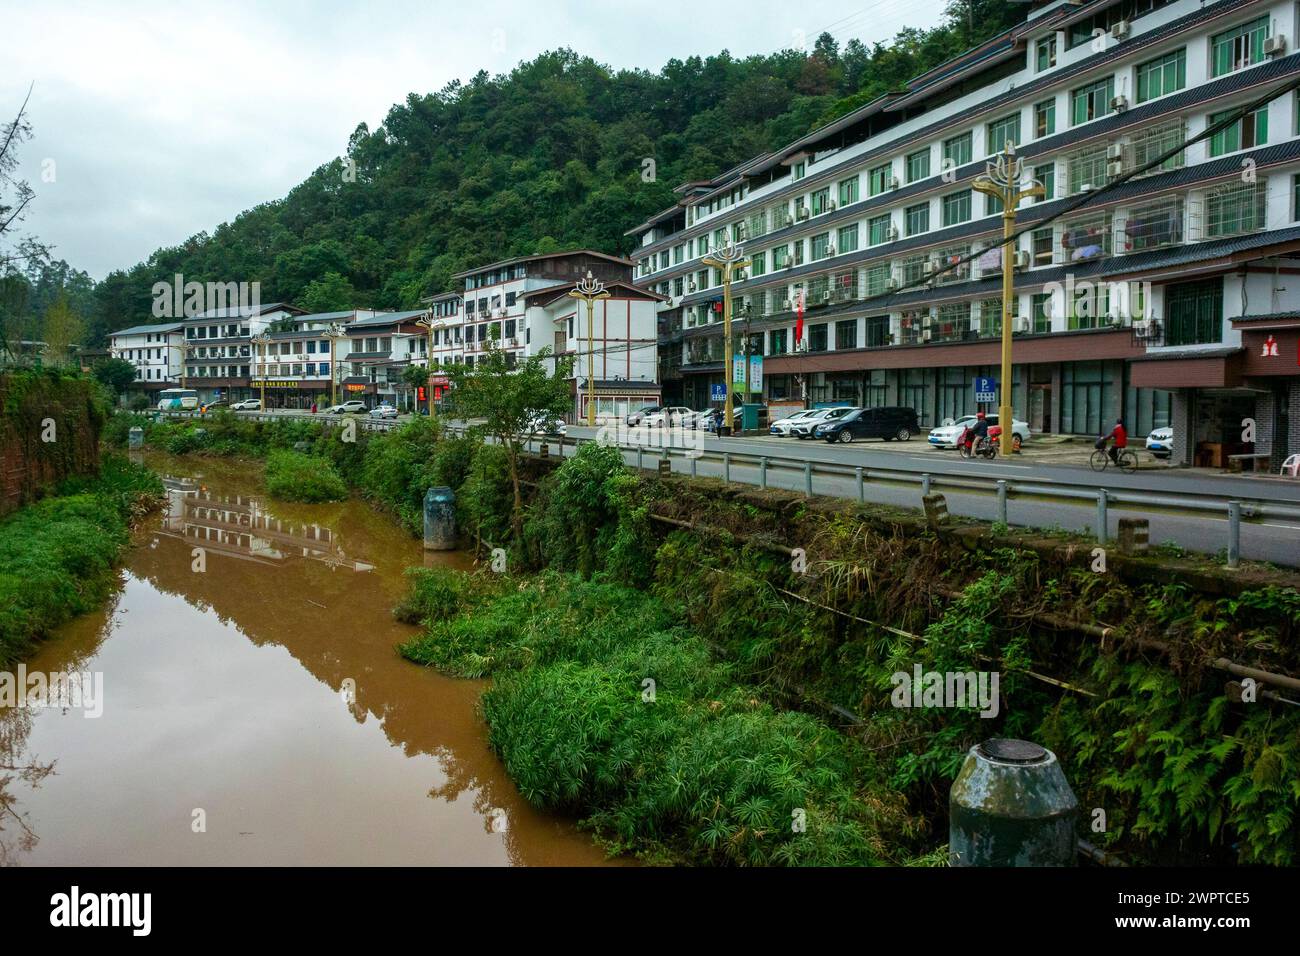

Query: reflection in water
left=0, top=454, right=614, bottom=866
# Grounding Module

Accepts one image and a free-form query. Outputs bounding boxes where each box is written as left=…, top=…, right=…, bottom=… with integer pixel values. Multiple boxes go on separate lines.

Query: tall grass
left=264, top=449, right=349, bottom=502
left=398, top=572, right=915, bottom=865
left=0, top=455, right=163, bottom=666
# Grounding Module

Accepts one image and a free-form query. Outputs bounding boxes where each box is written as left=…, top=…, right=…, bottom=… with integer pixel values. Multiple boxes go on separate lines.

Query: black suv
left=816, top=406, right=920, bottom=443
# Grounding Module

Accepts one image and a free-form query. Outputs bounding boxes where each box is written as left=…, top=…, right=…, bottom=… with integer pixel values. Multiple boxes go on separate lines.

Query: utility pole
left=971, top=142, right=1044, bottom=458
left=324, top=322, right=347, bottom=409
left=251, top=332, right=271, bottom=410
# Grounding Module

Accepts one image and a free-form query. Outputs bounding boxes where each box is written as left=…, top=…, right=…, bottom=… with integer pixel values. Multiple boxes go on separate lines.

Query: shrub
left=360, top=417, right=441, bottom=533
left=264, top=449, right=348, bottom=502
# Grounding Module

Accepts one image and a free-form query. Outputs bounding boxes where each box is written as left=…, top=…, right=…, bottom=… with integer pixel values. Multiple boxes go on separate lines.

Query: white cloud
left=4, top=0, right=947, bottom=279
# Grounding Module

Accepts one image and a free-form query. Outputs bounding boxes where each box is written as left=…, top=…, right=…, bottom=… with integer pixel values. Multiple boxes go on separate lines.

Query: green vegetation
left=400, top=572, right=915, bottom=865
left=264, top=449, right=349, bottom=503
left=0, top=455, right=163, bottom=666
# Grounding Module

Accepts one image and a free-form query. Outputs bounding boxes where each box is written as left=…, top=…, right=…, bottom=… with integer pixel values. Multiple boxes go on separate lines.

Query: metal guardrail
left=158, top=410, right=1296, bottom=566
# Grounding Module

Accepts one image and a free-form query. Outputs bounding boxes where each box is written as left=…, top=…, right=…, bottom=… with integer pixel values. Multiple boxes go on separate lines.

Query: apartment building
left=181, top=303, right=304, bottom=404
left=630, top=0, right=1300, bottom=468
left=339, top=310, right=429, bottom=406
left=424, top=250, right=661, bottom=419
left=251, top=310, right=371, bottom=408
left=108, top=322, right=184, bottom=389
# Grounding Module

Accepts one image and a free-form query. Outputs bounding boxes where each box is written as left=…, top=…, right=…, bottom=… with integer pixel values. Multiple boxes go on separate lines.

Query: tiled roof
left=111, top=322, right=184, bottom=336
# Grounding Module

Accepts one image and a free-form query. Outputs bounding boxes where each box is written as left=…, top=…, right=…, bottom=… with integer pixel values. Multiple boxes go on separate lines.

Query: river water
left=0, top=454, right=613, bottom=866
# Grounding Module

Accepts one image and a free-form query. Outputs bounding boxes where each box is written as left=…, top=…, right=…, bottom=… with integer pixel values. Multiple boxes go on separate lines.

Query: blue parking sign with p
left=711, top=383, right=726, bottom=401
left=974, top=377, right=997, bottom=403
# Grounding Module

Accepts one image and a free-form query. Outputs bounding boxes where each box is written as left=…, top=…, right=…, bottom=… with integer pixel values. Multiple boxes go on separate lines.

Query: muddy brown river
left=0, top=454, right=614, bottom=866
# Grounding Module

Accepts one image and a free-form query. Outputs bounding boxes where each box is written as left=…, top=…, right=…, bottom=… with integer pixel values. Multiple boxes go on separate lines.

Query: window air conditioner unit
left=828, top=201, right=837, bottom=212
left=1264, top=34, right=1287, bottom=55
left=826, top=244, right=836, bottom=256
left=889, top=176, right=901, bottom=190
left=688, top=281, right=697, bottom=292
left=923, top=260, right=938, bottom=277
left=1110, top=20, right=1130, bottom=39
left=797, top=207, right=810, bottom=221
left=736, top=223, right=748, bottom=239
left=886, top=224, right=900, bottom=241
left=735, top=269, right=748, bottom=280
left=1014, top=250, right=1031, bottom=269
left=1110, top=94, right=1128, bottom=112
left=1106, top=143, right=1124, bottom=160
left=508, top=337, right=519, bottom=347
left=921, top=328, right=933, bottom=341
left=821, top=291, right=832, bottom=303
left=783, top=298, right=793, bottom=310
left=1107, top=159, right=1125, bottom=177
left=886, top=278, right=900, bottom=291
left=922, top=315, right=934, bottom=328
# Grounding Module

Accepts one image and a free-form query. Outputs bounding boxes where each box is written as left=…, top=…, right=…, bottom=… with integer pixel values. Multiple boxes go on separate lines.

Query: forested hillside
left=3, top=0, right=1025, bottom=348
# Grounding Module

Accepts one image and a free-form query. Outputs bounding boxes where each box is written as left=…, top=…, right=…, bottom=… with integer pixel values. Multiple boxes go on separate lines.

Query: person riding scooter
left=962, top=411, right=991, bottom=455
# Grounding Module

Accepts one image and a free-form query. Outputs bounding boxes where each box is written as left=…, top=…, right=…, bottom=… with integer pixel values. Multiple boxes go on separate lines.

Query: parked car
left=229, top=399, right=261, bottom=411
left=369, top=403, right=399, bottom=419
left=790, top=406, right=858, bottom=439
left=325, top=400, right=368, bottom=414
left=524, top=413, right=567, bottom=436
left=626, top=405, right=661, bottom=426
left=817, top=406, right=920, bottom=443
left=678, top=409, right=710, bottom=429
left=768, top=409, right=818, bottom=437
left=928, top=414, right=1030, bottom=450
left=1145, top=426, right=1174, bottom=459
left=643, top=405, right=693, bottom=427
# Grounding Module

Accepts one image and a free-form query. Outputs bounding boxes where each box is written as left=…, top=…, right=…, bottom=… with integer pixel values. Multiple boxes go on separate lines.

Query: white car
left=229, top=399, right=261, bottom=411
left=1145, top=426, right=1173, bottom=459
left=928, top=414, right=1030, bottom=450
left=626, top=405, right=661, bottom=426
left=643, top=405, right=693, bottom=427
left=768, top=409, right=819, bottom=437
left=326, top=400, right=368, bottom=414
left=677, top=410, right=710, bottom=429
left=524, top=413, right=567, bottom=436
left=790, top=407, right=857, bottom=439
left=369, top=403, right=399, bottom=419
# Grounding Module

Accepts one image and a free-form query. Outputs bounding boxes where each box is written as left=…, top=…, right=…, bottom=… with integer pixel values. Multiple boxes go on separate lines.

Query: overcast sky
left=4, top=0, right=950, bottom=280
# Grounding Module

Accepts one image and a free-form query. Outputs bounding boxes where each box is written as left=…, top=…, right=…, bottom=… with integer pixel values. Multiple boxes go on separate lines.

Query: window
left=942, top=191, right=971, bottom=226
left=809, top=324, right=828, bottom=352
left=750, top=251, right=766, bottom=278
left=1036, top=35, right=1056, bottom=72
left=869, top=214, right=893, bottom=245
left=837, top=223, right=859, bottom=253
left=1030, top=293, right=1052, bottom=333
left=865, top=315, right=890, bottom=348
left=986, top=190, right=1004, bottom=216
left=838, top=177, right=859, bottom=206
left=836, top=320, right=857, bottom=350
left=1034, top=99, right=1056, bottom=138
left=792, top=160, right=807, bottom=181
left=1136, top=49, right=1185, bottom=102
left=1211, top=17, right=1269, bottom=77
left=943, top=132, right=972, bottom=170
left=769, top=328, right=788, bottom=354
left=1071, top=77, right=1114, bottom=125
left=1209, top=106, right=1268, bottom=156
left=811, top=232, right=832, bottom=259
left=986, top=113, right=1021, bottom=153
left=1034, top=163, right=1054, bottom=202
left=866, top=264, right=891, bottom=296
left=773, top=246, right=790, bottom=269
left=869, top=163, right=893, bottom=195
left=811, top=188, right=831, bottom=215
left=906, top=149, right=930, bottom=183
left=905, top=203, right=929, bottom=236
left=1165, top=278, right=1222, bottom=346
left=1204, top=181, right=1266, bottom=237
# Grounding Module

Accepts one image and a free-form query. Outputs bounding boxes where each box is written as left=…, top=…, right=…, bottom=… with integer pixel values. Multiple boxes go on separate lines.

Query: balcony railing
left=1118, top=196, right=1184, bottom=253
left=1057, top=211, right=1113, bottom=264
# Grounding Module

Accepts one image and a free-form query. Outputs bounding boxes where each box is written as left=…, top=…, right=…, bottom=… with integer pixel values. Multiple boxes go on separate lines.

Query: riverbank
left=0, top=454, right=163, bottom=668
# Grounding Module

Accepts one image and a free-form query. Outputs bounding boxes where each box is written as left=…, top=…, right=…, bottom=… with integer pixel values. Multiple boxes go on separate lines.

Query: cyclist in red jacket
left=1102, top=418, right=1128, bottom=464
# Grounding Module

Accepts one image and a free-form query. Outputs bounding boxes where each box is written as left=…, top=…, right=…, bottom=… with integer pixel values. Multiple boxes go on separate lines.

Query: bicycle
left=1089, top=446, right=1137, bottom=473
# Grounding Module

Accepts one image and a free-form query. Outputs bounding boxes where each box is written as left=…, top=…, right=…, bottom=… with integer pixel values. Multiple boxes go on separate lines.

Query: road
left=557, top=424, right=1300, bottom=568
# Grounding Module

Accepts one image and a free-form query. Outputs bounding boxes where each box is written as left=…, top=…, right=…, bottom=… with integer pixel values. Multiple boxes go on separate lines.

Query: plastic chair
left=1282, top=454, right=1300, bottom=478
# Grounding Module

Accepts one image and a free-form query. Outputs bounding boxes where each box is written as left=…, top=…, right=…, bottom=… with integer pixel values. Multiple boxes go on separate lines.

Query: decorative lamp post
left=568, top=271, right=611, bottom=427
left=971, top=142, right=1044, bottom=458
left=701, top=239, right=751, bottom=436
left=250, top=332, right=272, bottom=410
left=324, top=322, right=348, bottom=409
left=415, top=311, right=437, bottom=417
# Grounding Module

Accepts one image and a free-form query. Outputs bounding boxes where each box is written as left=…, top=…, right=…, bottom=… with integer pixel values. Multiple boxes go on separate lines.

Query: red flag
left=794, top=289, right=805, bottom=345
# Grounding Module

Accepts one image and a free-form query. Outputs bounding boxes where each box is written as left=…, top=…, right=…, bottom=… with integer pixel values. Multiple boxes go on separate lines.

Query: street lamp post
left=702, top=239, right=750, bottom=436
left=568, top=271, right=610, bottom=427
left=971, top=142, right=1044, bottom=459
left=415, top=312, right=437, bottom=417
left=250, top=332, right=272, bottom=410
left=324, top=322, right=348, bottom=409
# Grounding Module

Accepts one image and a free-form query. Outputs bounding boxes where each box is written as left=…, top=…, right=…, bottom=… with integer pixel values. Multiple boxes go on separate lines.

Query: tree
left=299, top=271, right=356, bottom=313
left=92, top=357, right=139, bottom=394
left=446, top=344, right=574, bottom=541
left=40, top=292, right=83, bottom=366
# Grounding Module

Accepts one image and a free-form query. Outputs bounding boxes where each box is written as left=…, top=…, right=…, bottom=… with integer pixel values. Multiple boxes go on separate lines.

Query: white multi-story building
left=631, top=0, right=1300, bottom=467
left=108, top=322, right=185, bottom=389
left=425, top=250, right=662, bottom=419
left=181, top=303, right=304, bottom=404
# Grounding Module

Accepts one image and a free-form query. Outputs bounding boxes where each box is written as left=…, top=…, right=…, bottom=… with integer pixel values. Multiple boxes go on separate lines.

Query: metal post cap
left=977, top=738, right=1049, bottom=764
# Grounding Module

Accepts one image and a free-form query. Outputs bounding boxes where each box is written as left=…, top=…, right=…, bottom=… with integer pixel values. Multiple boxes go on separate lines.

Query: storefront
left=1232, top=313, right=1300, bottom=470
